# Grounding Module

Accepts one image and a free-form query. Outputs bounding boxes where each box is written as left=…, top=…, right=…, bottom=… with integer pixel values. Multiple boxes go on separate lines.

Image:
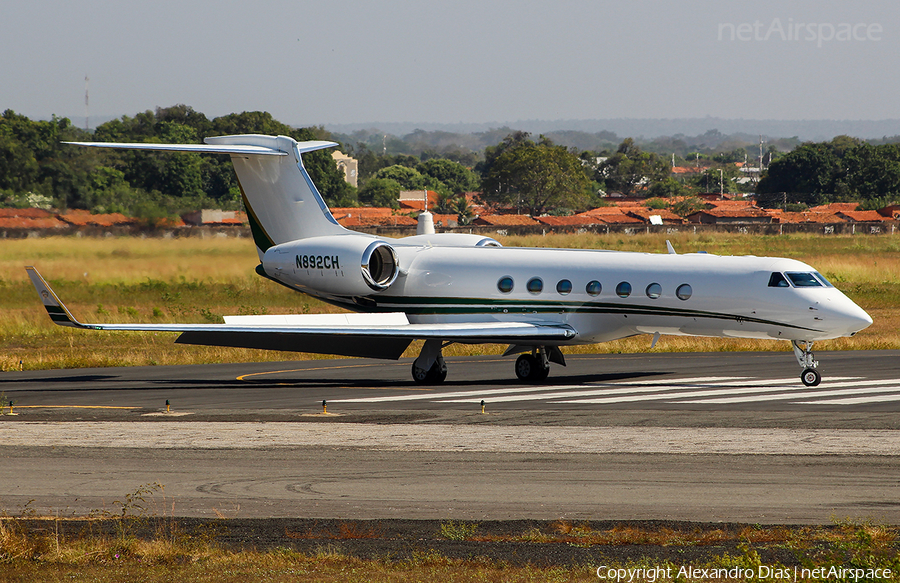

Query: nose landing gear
left=792, top=340, right=821, bottom=387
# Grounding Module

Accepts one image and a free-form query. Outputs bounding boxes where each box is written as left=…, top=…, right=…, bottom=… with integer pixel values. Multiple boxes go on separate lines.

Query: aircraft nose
left=833, top=301, right=873, bottom=336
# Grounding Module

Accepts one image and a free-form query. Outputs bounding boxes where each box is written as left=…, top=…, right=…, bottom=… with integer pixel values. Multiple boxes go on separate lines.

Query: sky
left=2, top=0, right=898, bottom=128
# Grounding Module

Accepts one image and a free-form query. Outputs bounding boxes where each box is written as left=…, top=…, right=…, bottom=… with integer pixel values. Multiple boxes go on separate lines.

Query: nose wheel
left=801, top=368, right=821, bottom=387
left=792, top=340, right=821, bottom=387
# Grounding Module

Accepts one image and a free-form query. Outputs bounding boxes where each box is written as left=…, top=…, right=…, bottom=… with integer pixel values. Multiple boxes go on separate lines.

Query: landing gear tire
left=412, top=358, right=447, bottom=385
left=801, top=368, right=821, bottom=387
left=515, top=354, right=550, bottom=382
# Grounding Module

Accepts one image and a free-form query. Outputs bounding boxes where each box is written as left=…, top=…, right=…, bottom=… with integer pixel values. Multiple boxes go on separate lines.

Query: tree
left=481, top=135, right=590, bottom=216
left=597, top=139, right=670, bottom=196
left=756, top=142, right=841, bottom=203
left=672, top=197, right=707, bottom=217
left=453, top=195, right=474, bottom=225
left=416, top=158, right=479, bottom=194
left=371, top=165, right=444, bottom=194
left=358, top=177, right=401, bottom=209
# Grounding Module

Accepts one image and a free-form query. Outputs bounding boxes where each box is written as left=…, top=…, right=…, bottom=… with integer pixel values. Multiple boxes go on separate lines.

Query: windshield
left=786, top=272, right=823, bottom=287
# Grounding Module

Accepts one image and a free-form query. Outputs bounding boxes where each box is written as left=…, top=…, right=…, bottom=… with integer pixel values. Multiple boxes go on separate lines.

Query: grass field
left=1, top=232, right=898, bottom=371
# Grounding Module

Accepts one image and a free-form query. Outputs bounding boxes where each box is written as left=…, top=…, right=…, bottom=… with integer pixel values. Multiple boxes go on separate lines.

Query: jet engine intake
left=262, top=236, right=399, bottom=296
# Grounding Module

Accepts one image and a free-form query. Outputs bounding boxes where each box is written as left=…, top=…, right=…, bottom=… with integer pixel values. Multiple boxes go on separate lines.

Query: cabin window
left=812, top=271, right=835, bottom=288
left=556, top=279, right=572, bottom=295
left=768, top=272, right=790, bottom=287
left=586, top=280, right=602, bottom=296
left=616, top=281, right=632, bottom=298
left=526, top=277, right=543, bottom=294
left=676, top=283, right=692, bottom=300
left=646, top=283, right=662, bottom=299
left=786, top=272, right=822, bottom=287
left=497, top=276, right=514, bottom=294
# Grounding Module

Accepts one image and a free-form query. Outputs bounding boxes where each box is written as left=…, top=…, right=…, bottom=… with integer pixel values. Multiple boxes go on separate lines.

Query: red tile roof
left=534, top=215, right=606, bottom=226
left=835, top=210, right=890, bottom=222
left=767, top=210, right=844, bottom=224
left=706, top=200, right=754, bottom=208
left=337, top=214, right=417, bottom=227
left=58, top=210, right=136, bottom=227
left=0, top=216, right=66, bottom=229
left=330, top=207, right=396, bottom=219
left=692, top=208, right=770, bottom=218
left=0, top=208, right=55, bottom=219
left=473, top=214, right=540, bottom=226
left=574, top=209, right=644, bottom=224
left=810, top=203, right=861, bottom=213
left=625, top=208, right=684, bottom=223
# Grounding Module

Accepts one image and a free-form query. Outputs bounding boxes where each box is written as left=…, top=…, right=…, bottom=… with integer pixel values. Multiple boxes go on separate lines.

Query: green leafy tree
left=454, top=195, right=474, bottom=225
left=432, top=191, right=458, bottom=214
left=598, top=138, right=670, bottom=196
left=672, top=196, right=707, bottom=217
left=371, top=165, right=445, bottom=194
left=647, top=177, right=686, bottom=198
left=482, top=134, right=590, bottom=216
left=358, top=177, right=401, bottom=209
left=0, top=110, right=94, bottom=209
left=756, top=142, right=842, bottom=204
left=416, top=158, right=479, bottom=194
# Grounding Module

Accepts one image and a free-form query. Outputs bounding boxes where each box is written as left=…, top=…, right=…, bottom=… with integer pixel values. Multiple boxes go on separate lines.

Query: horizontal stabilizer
left=63, top=135, right=338, bottom=157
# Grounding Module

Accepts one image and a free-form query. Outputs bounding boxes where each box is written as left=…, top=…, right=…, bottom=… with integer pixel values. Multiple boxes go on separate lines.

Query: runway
left=3, top=350, right=900, bottom=417
left=1, top=351, right=898, bottom=523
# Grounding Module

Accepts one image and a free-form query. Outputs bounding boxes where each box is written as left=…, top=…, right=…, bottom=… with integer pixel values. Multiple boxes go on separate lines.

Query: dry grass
left=1, top=233, right=898, bottom=371
left=1, top=516, right=898, bottom=582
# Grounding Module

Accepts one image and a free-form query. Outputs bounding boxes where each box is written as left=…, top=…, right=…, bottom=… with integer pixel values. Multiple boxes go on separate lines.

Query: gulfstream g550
left=27, top=134, right=872, bottom=387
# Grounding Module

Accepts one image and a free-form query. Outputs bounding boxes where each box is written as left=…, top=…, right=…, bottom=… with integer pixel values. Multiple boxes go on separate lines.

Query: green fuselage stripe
left=324, top=295, right=819, bottom=333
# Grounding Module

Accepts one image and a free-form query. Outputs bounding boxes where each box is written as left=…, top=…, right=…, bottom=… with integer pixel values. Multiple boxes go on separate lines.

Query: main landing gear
left=792, top=340, right=821, bottom=387
left=411, top=339, right=447, bottom=385
left=515, top=351, right=550, bottom=382
left=410, top=342, right=565, bottom=385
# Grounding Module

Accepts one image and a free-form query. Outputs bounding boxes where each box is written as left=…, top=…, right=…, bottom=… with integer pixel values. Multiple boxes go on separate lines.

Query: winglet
left=25, top=267, right=86, bottom=328
left=666, top=240, right=677, bottom=255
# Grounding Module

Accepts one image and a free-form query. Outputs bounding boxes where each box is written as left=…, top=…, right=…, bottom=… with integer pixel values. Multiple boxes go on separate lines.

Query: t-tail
left=65, top=135, right=348, bottom=259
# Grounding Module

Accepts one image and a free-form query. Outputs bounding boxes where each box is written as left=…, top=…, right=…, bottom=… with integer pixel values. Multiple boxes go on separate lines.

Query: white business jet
left=27, top=134, right=872, bottom=387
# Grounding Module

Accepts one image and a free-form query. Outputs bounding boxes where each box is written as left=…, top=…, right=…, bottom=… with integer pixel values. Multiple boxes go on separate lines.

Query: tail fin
left=65, top=135, right=349, bottom=259
left=205, top=135, right=349, bottom=257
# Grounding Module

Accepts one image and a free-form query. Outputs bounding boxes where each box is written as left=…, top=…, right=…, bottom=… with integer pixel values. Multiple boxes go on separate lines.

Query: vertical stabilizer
left=205, top=135, right=349, bottom=259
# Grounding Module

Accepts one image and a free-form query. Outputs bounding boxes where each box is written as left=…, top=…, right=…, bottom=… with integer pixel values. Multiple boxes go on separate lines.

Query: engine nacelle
left=262, top=235, right=399, bottom=296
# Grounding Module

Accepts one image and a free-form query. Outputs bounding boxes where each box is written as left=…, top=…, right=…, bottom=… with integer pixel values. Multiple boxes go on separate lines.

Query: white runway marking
left=329, top=375, right=900, bottom=407
left=678, top=385, right=900, bottom=405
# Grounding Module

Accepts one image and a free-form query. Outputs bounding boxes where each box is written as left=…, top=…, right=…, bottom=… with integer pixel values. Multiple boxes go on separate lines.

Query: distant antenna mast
left=758, top=135, right=765, bottom=170
left=84, top=75, right=89, bottom=131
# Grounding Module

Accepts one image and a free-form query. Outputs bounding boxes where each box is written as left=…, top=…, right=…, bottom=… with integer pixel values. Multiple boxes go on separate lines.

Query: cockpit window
left=812, top=271, right=835, bottom=288
left=768, top=272, right=790, bottom=287
left=786, top=272, right=823, bottom=287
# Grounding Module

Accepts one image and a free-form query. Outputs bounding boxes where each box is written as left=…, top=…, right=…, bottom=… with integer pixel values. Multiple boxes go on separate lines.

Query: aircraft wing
left=27, top=267, right=576, bottom=360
